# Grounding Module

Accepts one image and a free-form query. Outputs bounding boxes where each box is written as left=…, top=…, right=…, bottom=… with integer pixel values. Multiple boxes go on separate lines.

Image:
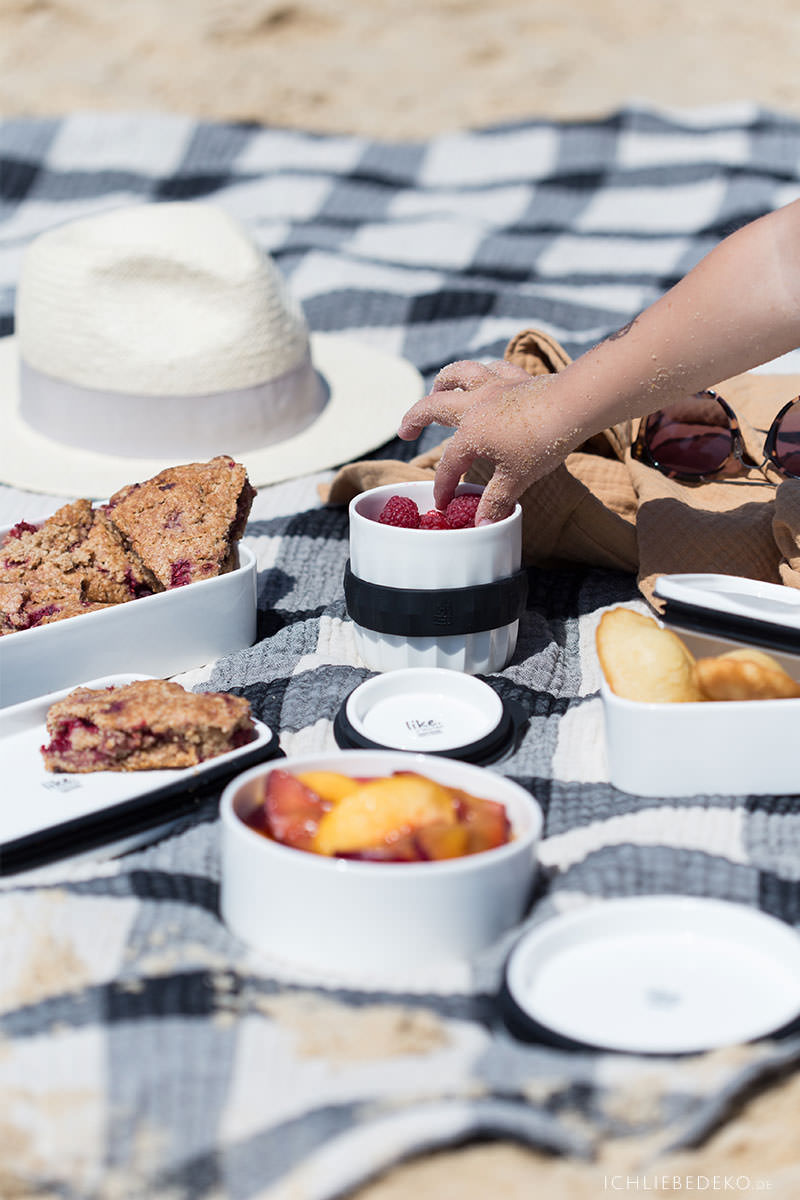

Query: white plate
left=0, top=533, right=258, bottom=709
left=504, top=896, right=800, bottom=1054
left=0, top=673, right=279, bottom=874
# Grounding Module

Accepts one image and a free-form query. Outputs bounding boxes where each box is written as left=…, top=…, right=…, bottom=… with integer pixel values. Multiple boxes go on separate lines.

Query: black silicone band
left=343, top=560, right=529, bottom=637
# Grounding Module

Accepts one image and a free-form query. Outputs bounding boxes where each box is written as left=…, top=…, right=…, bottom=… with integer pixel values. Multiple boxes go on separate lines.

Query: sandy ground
left=2, top=1, right=800, bottom=1196
left=2, top=0, right=800, bottom=136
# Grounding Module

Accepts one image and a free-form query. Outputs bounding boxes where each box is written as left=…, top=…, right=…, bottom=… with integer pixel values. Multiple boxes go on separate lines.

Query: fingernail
left=476, top=517, right=493, bottom=527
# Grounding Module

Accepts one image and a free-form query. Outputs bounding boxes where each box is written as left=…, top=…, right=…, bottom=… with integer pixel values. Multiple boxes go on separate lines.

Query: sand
left=2, top=0, right=800, bottom=1195
left=2, top=0, right=800, bottom=136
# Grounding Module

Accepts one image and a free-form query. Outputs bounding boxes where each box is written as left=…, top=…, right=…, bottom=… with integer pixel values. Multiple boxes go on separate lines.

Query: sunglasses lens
left=643, top=393, right=733, bottom=476
left=772, top=401, right=800, bottom=477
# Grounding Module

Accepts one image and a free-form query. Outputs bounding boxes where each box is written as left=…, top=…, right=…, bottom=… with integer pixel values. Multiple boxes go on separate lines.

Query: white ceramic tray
left=0, top=673, right=280, bottom=875
left=601, top=575, right=800, bottom=797
left=0, top=532, right=258, bottom=709
left=601, top=679, right=800, bottom=797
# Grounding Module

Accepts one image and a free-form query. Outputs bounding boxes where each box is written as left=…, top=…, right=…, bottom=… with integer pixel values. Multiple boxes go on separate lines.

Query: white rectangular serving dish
left=0, top=535, right=258, bottom=709
left=602, top=574, right=800, bottom=798
left=0, top=673, right=280, bottom=875
left=601, top=680, right=800, bottom=797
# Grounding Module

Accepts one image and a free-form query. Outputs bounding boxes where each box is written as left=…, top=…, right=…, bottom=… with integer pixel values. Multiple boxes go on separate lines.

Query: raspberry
left=377, top=495, right=420, bottom=528
left=419, top=509, right=450, bottom=529
left=444, top=494, right=481, bottom=528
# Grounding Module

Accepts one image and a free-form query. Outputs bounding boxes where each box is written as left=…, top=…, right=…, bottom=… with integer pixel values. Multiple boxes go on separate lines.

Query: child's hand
left=398, top=359, right=580, bottom=524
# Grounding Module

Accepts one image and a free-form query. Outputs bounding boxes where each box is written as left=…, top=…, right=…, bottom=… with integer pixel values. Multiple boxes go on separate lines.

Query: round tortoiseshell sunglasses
left=631, top=390, right=800, bottom=482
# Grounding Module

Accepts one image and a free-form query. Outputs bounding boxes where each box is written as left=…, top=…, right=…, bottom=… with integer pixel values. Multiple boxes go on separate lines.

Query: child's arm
left=398, top=197, right=800, bottom=524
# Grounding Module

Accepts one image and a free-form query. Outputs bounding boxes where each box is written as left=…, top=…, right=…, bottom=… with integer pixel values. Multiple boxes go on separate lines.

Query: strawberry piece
left=444, top=494, right=481, bottom=529
left=419, top=509, right=450, bottom=529
left=377, top=495, right=420, bottom=528
left=262, top=769, right=331, bottom=851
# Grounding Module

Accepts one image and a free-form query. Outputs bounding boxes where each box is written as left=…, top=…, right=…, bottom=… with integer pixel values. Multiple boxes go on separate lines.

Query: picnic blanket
left=3, top=106, right=800, bottom=1199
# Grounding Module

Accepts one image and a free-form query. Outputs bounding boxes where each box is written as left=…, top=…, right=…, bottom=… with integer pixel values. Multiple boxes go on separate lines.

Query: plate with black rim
left=0, top=672, right=281, bottom=875
left=501, top=896, right=800, bottom=1056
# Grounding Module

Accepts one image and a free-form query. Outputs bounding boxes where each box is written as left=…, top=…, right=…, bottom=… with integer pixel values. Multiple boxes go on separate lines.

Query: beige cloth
left=322, top=328, right=800, bottom=601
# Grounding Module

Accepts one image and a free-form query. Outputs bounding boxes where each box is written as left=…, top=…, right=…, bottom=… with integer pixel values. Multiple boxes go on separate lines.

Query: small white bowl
left=346, top=481, right=524, bottom=674
left=219, top=749, right=543, bottom=978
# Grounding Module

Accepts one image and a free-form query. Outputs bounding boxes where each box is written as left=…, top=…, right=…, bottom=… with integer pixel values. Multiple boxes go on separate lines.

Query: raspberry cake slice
left=70, top=511, right=161, bottom=604
left=1, top=500, right=94, bottom=578
left=1, top=500, right=159, bottom=608
left=0, top=578, right=111, bottom=634
left=105, top=456, right=256, bottom=589
left=41, top=679, right=256, bottom=773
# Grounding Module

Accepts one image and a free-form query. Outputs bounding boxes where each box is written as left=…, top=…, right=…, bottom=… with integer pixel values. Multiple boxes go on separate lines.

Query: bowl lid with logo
left=334, top=668, right=525, bottom=765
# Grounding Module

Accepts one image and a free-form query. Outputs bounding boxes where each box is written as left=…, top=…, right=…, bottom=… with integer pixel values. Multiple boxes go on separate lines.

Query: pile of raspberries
left=376, top=493, right=481, bottom=529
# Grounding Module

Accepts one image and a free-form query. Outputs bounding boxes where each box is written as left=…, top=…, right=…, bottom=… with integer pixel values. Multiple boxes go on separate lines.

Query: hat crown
left=16, top=202, right=310, bottom=395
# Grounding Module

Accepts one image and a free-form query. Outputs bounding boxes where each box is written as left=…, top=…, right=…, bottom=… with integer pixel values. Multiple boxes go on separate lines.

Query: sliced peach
left=455, top=790, right=511, bottom=853
left=262, top=769, right=331, bottom=851
left=340, top=832, right=422, bottom=862
left=415, top=821, right=471, bottom=861
left=311, top=772, right=457, bottom=856
left=294, top=770, right=361, bottom=805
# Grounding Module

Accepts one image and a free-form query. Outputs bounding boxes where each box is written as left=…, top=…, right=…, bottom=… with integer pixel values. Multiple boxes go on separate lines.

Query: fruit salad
left=242, top=768, right=512, bottom=861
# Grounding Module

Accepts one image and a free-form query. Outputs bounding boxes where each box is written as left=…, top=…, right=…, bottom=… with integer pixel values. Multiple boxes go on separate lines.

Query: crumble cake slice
left=71, top=510, right=161, bottom=604
left=1, top=500, right=94, bottom=578
left=1, top=501, right=159, bottom=608
left=104, top=455, right=256, bottom=589
left=41, top=679, right=257, bottom=773
left=0, top=577, right=111, bottom=635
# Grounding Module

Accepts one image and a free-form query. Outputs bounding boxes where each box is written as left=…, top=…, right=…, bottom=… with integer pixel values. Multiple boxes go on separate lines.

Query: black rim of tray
left=0, top=729, right=283, bottom=876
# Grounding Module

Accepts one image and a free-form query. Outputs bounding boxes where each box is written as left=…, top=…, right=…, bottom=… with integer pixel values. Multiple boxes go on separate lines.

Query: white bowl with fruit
left=219, top=750, right=542, bottom=978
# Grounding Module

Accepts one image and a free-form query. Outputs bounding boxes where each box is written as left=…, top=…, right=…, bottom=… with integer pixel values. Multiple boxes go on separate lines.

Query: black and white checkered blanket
left=2, top=106, right=800, bottom=1199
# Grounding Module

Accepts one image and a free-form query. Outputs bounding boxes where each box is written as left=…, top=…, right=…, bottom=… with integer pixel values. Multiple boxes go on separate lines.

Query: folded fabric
left=323, top=328, right=800, bottom=603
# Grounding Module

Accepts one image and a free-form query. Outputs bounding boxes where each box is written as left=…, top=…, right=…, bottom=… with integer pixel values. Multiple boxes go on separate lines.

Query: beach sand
left=1, top=0, right=800, bottom=135
left=1, top=1, right=799, bottom=1195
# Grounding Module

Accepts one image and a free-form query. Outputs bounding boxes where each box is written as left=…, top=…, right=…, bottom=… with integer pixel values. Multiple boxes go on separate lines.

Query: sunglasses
left=631, top=390, right=800, bottom=482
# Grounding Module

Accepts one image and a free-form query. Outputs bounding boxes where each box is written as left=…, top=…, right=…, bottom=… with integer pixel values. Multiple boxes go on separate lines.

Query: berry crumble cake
left=0, top=578, right=110, bottom=634
left=104, top=456, right=256, bottom=590
left=41, top=679, right=257, bottom=772
left=0, top=457, right=256, bottom=634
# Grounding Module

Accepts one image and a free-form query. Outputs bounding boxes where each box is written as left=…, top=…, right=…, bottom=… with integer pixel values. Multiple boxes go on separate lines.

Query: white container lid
left=503, top=896, right=800, bottom=1055
left=333, top=668, right=523, bottom=763
left=654, top=573, right=800, bottom=659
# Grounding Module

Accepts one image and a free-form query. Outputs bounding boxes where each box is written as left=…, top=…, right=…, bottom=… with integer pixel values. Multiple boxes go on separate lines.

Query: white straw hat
left=0, top=202, right=423, bottom=497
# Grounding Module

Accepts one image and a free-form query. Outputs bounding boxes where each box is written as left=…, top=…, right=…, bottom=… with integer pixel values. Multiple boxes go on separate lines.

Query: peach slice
left=294, top=770, right=361, bottom=805
left=455, top=790, right=511, bottom=853
left=311, top=771, right=457, bottom=856
left=262, top=769, right=331, bottom=852
left=415, top=821, right=471, bottom=860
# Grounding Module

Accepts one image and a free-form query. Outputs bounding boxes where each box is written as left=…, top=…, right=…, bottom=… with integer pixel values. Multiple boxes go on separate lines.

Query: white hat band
left=19, top=353, right=327, bottom=459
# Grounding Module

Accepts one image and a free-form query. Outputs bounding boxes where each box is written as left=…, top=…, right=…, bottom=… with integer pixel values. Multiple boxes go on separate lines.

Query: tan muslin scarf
left=321, top=329, right=800, bottom=603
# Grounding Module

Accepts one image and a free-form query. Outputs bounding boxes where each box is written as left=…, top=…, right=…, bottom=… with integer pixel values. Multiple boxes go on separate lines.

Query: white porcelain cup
left=346, top=481, right=524, bottom=673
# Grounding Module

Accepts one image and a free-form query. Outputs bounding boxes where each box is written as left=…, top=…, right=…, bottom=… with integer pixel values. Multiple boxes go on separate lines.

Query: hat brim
left=0, top=333, right=424, bottom=497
